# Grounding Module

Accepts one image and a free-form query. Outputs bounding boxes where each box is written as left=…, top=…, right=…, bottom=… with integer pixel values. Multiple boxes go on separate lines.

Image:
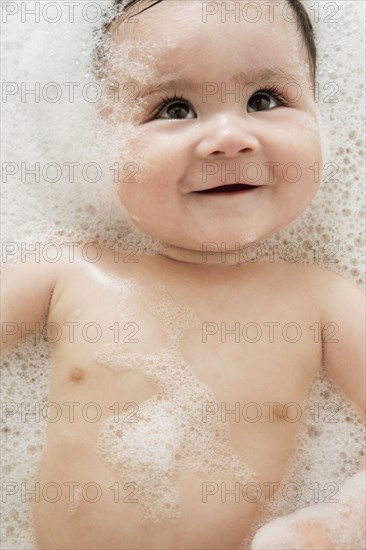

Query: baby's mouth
left=196, top=183, right=258, bottom=194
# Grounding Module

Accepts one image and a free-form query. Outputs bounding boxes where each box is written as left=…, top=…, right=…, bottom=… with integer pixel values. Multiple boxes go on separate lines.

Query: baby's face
left=109, top=0, right=323, bottom=250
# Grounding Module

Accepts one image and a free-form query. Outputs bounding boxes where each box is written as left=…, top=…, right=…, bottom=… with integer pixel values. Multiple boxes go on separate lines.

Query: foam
left=1, top=0, right=365, bottom=548
left=251, top=473, right=366, bottom=550
left=95, top=292, right=256, bottom=522
left=240, top=370, right=365, bottom=548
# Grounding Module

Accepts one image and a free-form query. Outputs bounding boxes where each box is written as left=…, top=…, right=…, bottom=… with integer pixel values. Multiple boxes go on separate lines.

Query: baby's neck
left=157, top=243, right=249, bottom=270
left=118, top=222, right=259, bottom=271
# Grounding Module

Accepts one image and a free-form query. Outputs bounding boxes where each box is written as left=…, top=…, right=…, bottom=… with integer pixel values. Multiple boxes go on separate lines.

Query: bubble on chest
left=95, top=293, right=256, bottom=522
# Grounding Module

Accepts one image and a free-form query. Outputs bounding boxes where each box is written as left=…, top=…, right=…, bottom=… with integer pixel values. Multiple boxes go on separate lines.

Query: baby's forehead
left=106, top=0, right=311, bottom=87
left=108, top=39, right=308, bottom=90
left=113, top=0, right=301, bottom=44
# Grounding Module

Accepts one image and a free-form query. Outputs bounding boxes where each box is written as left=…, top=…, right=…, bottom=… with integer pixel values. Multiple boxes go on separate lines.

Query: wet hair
left=96, top=0, right=317, bottom=83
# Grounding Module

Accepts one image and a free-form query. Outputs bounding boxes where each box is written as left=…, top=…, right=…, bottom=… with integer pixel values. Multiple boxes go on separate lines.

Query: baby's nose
left=195, top=114, right=260, bottom=158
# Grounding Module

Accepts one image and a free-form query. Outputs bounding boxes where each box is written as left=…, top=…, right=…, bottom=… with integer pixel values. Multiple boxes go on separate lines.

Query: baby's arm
left=252, top=269, right=365, bottom=550
left=1, top=256, right=58, bottom=352
left=321, top=270, right=365, bottom=418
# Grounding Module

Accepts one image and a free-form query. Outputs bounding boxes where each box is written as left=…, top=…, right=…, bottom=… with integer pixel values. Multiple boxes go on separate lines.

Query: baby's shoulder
left=259, top=259, right=359, bottom=287
left=47, top=241, right=144, bottom=299
left=46, top=241, right=127, bottom=275
left=264, top=261, right=364, bottom=316
left=1, top=242, right=122, bottom=307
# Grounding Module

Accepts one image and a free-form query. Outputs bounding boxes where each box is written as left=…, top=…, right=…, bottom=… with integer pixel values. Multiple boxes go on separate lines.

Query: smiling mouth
left=196, top=183, right=258, bottom=194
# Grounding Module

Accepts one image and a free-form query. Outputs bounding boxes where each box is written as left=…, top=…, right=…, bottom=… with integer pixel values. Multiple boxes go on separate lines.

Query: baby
left=1, top=0, right=365, bottom=548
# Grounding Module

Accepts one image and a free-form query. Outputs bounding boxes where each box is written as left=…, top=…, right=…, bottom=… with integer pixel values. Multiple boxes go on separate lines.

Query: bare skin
left=1, top=1, right=365, bottom=548
left=2, top=245, right=364, bottom=549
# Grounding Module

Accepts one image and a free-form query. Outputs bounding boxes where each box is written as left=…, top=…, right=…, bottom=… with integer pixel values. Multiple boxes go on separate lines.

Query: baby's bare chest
left=41, top=261, right=324, bottom=528
left=48, top=260, right=322, bottom=411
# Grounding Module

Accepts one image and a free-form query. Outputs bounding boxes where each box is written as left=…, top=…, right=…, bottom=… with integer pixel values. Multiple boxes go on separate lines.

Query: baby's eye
left=247, top=88, right=286, bottom=113
left=153, top=96, right=196, bottom=120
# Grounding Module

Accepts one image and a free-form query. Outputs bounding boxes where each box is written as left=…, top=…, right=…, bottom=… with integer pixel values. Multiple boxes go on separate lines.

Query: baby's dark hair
left=96, top=0, right=317, bottom=83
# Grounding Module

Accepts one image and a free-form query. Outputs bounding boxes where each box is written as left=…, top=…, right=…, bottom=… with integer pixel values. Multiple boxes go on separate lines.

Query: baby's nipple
left=70, top=367, right=85, bottom=382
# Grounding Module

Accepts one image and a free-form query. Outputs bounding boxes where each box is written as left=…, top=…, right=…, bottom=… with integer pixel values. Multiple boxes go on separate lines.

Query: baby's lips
left=194, top=182, right=260, bottom=193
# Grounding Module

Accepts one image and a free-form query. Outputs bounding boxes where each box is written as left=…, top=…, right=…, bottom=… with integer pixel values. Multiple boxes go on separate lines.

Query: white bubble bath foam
left=1, top=1, right=365, bottom=548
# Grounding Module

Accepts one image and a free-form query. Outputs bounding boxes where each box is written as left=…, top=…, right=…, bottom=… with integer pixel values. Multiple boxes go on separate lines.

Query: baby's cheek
left=307, top=134, right=323, bottom=193
left=293, top=113, right=323, bottom=188
left=299, top=112, right=323, bottom=146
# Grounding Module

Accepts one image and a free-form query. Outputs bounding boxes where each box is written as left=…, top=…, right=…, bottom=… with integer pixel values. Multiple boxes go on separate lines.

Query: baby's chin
left=158, top=226, right=286, bottom=253
left=135, top=225, right=242, bottom=251
left=136, top=226, right=274, bottom=257
left=122, top=205, right=295, bottom=258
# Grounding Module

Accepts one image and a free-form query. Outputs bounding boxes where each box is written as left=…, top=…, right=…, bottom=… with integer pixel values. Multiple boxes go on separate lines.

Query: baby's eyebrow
left=135, top=78, right=199, bottom=99
left=136, top=66, right=297, bottom=99
left=232, top=67, right=297, bottom=85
